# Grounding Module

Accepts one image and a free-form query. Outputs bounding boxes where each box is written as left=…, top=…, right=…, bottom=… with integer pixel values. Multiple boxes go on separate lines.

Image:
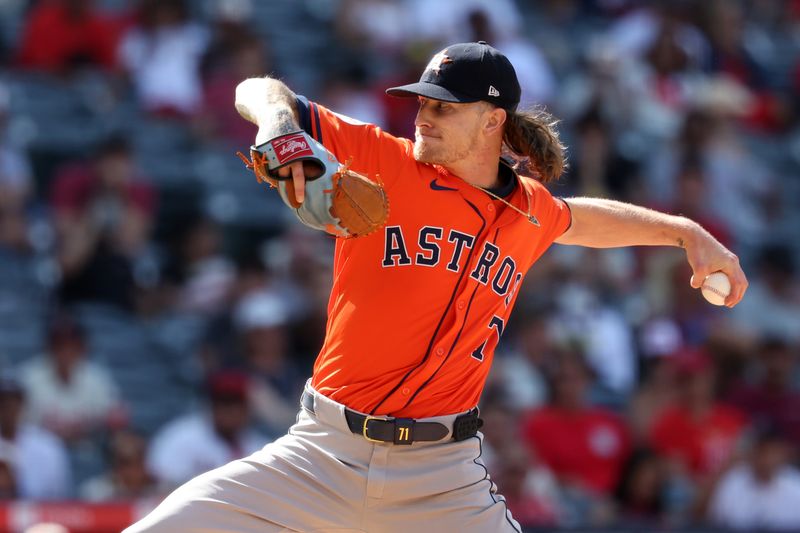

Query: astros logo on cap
left=426, top=51, right=452, bottom=75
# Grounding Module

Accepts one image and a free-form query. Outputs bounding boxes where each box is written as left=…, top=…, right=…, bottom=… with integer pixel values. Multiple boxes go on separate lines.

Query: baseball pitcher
left=125, top=41, right=747, bottom=532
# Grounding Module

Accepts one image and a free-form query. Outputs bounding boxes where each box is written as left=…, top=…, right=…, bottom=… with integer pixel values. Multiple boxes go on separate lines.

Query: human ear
left=484, top=107, right=507, bottom=136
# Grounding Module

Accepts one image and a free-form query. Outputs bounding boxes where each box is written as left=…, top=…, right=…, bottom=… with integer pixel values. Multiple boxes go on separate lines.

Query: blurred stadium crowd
left=0, top=0, right=799, bottom=530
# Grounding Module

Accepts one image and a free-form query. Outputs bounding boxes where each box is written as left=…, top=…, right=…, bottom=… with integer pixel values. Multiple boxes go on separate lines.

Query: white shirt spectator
left=709, top=464, right=800, bottom=531
left=2, top=424, right=71, bottom=500
left=490, top=350, right=548, bottom=410
left=19, top=356, right=121, bottom=435
left=177, top=256, right=236, bottom=314
left=119, top=23, right=209, bottom=114
left=552, top=282, right=638, bottom=395
left=605, top=7, right=709, bottom=67
left=147, top=413, right=267, bottom=486
left=731, top=281, right=800, bottom=343
left=406, top=0, right=522, bottom=46
left=0, top=146, right=32, bottom=202
left=336, top=0, right=413, bottom=54
left=495, top=36, right=556, bottom=107
left=0, top=81, right=33, bottom=210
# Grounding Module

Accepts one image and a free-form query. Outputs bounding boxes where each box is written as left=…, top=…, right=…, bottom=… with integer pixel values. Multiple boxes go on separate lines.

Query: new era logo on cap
left=488, top=86, right=500, bottom=97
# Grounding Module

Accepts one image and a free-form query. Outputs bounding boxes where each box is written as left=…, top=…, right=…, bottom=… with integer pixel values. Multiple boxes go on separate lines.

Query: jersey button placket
left=401, top=387, right=411, bottom=396
left=435, top=347, right=445, bottom=357
left=457, top=300, right=466, bottom=311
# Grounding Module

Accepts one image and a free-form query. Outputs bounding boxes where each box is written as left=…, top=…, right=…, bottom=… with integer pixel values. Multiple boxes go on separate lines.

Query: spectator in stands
left=200, top=250, right=282, bottom=373
left=662, top=158, right=731, bottom=246
left=264, top=226, right=336, bottom=365
left=708, top=424, right=800, bottom=531
left=647, top=90, right=775, bottom=249
left=726, top=337, right=800, bottom=446
left=698, top=0, right=790, bottom=133
left=376, top=49, right=430, bottom=139
left=0, top=83, right=33, bottom=253
left=19, top=312, right=124, bottom=444
left=731, top=244, right=800, bottom=343
left=334, top=0, right=412, bottom=59
left=549, top=262, right=639, bottom=400
left=200, top=0, right=257, bottom=78
left=477, top=387, right=519, bottom=470
left=618, top=17, right=700, bottom=141
left=198, top=35, right=266, bottom=147
left=466, top=8, right=557, bottom=108
left=80, top=430, right=160, bottom=501
left=488, top=306, right=554, bottom=410
left=233, top=290, right=305, bottom=434
left=605, top=1, right=709, bottom=69
left=563, top=104, right=641, bottom=201
left=0, top=445, right=16, bottom=499
left=649, top=348, right=748, bottom=484
left=406, top=0, right=523, bottom=48
left=628, top=354, right=681, bottom=445
left=646, top=109, right=714, bottom=216
left=319, top=64, right=387, bottom=129
left=493, top=443, right=560, bottom=528
left=161, top=214, right=235, bottom=316
left=50, top=136, right=156, bottom=312
left=118, top=0, right=210, bottom=116
left=521, top=351, right=631, bottom=497
left=16, top=0, right=121, bottom=73
left=613, top=448, right=671, bottom=526
left=0, top=371, right=71, bottom=500
left=146, top=371, right=268, bottom=488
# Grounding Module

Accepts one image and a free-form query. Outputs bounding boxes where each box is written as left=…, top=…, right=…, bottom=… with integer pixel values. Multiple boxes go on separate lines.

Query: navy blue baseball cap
left=386, top=41, right=521, bottom=111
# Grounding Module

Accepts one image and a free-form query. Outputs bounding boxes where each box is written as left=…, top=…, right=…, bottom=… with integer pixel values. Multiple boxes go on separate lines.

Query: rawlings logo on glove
left=237, top=131, right=389, bottom=238
left=273, top=133, right=313, bottom=163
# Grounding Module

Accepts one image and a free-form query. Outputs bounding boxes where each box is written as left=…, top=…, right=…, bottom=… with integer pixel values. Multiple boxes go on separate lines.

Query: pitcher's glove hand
left=237, top=131, right=389, bottom=238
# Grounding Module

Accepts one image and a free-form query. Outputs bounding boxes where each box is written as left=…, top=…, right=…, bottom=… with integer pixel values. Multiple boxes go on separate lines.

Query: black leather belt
left=300, top=390, right=482, bottom=445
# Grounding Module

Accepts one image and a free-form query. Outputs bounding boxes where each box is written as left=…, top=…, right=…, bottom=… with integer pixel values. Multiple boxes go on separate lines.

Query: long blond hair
left=503, top=107, right=567, bottom=183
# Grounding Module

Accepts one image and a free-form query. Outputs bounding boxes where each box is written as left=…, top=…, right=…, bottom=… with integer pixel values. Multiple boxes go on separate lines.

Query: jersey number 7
left=471, top=316, right=505, bottom=362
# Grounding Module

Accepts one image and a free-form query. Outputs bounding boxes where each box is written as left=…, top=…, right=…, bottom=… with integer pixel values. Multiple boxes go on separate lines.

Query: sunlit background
left=0, top=0, right=798, bottom=531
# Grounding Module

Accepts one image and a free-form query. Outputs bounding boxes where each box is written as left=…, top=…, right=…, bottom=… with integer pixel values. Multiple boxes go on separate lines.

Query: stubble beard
left=413, top=138, right=439, bottom=164
left=413, top=135, right=475, bottom=167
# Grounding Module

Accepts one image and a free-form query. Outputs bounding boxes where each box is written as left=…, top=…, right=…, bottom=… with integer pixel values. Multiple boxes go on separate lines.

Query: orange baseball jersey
left=296, top=96, right=571, bottom=418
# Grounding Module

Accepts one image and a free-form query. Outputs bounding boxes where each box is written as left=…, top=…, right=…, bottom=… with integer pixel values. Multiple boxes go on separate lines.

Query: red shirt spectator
left=523, top=405, right=631, bottom=494
left=648, top=349, right=748, bottom=479
left=521, top=352, right=631, bottom=494
left=49, top=136, right=155, bottom=311
left=16, top=0, right=121, bottom=71
left=199, top=36, right=265, bottom=147
left=650, top=403, right=746, bottom=478
left=51, top=136, right=155, bottom=219
left=51, top=165, right=154, bottom=219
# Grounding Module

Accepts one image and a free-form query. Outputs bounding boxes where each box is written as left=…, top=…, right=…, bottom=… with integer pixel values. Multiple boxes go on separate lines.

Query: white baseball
left=701, top=272, right=731, bottom=306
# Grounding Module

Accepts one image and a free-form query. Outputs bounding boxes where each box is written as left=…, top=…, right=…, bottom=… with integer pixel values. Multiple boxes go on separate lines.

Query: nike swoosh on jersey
left=429, top=179, right=458, bottom=191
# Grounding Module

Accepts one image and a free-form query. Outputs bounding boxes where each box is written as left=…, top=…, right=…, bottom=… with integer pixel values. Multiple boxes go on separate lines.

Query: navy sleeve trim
left=295, top=95, right=314, bottom=138
left=558, top=197, right=573, bottom=233
left=311, top=102, right=324, bottom=145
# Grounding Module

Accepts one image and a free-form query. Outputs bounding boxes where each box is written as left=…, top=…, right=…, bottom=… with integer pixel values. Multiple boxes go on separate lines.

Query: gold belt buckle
left=362, top=415, right=388, bottom=443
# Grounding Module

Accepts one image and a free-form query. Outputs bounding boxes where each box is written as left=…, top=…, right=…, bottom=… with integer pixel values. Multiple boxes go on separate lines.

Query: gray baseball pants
left=124, top=383, right=521, bottom=532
